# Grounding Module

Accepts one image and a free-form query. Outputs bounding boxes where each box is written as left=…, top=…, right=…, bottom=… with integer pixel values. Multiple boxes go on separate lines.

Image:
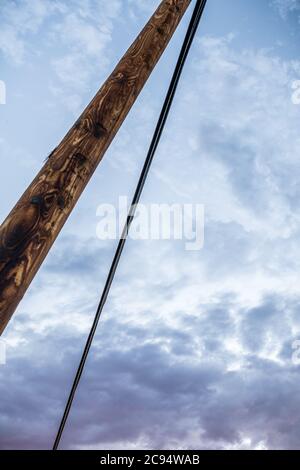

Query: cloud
left=272, top=0, right=300, bottom=19
left=155, top=33, right=300, bottom=241
left=0, top=0, right=122, bottom=113
left=50, top=0, right=122, bottom=87
left=47, top=0, right=122, bottom=113
left=2, top=292, right=300, bottom=450
left=0, top=0, right=63, bottom=63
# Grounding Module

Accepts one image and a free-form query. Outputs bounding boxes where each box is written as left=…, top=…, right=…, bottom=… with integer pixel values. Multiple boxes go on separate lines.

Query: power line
left=53, top=0, right=207, bottom=450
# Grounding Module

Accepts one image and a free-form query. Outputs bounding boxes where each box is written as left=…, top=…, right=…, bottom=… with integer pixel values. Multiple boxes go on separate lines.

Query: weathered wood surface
left=0, top=0, right=191, bottom=334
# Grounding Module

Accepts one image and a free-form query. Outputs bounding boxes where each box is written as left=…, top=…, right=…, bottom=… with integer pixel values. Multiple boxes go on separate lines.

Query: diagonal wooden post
left=0, top=0, right=192, bottom=334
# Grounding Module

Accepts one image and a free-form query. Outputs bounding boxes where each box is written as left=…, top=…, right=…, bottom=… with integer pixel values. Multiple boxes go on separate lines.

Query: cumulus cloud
left=50, top=0, right=122, bottom=89
left=0, top=0, right=64, bottom=63
left=2, top=290, right=300, bottom=450
left=272, top=0, right=300, bottom=19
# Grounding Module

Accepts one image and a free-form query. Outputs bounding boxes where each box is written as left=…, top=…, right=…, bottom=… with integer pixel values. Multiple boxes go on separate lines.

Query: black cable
left=53, top=0, right=207, bottom=450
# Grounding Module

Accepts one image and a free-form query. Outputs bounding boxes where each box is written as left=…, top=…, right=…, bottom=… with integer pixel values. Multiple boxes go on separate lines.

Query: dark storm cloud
left=2, top=293, right=300, bottom=450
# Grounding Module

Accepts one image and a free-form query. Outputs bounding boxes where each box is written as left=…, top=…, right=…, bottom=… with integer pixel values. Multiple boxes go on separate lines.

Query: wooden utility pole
left=0, top=0, right=191, bottom=334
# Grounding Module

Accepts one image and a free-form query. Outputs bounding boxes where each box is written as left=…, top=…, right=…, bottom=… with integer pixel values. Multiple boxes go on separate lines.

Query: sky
left=1, top=0, right=300, bottom=450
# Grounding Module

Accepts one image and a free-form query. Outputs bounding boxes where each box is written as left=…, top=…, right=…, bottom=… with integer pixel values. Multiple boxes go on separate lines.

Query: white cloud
left=272, top=0, right=300, bottom=18
left=156, top=34, right=300, bottom=239
left=47, top=0, right=121, bottom=111
left=0, top=0, right=121, bottom=114
left=0, top=0, right=64, bottom=63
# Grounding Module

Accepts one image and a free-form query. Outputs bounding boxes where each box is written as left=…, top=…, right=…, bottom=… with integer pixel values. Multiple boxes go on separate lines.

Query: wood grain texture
left=0, top=0, right=191, bottom=334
